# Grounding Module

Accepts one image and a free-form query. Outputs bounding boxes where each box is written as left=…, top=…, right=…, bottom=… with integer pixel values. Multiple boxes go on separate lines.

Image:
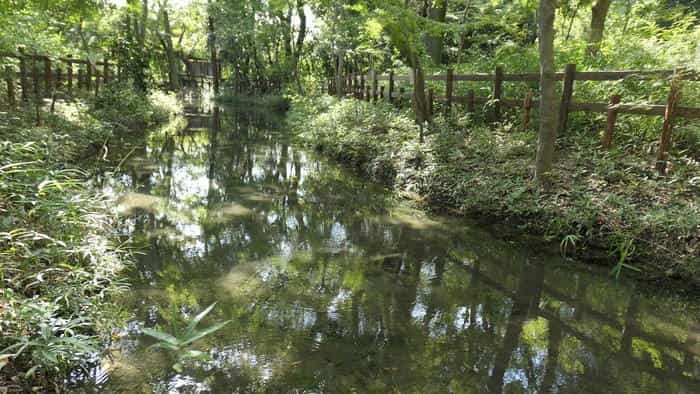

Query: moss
left=290, top=96, right=700, bottom=290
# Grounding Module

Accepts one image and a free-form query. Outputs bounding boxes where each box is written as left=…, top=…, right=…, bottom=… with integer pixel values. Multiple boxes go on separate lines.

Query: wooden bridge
left=181, top=56, right=220, bottom=87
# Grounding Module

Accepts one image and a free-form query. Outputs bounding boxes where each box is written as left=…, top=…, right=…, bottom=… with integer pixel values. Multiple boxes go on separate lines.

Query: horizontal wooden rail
left=0, top=51, right=110, bottom=66
left=1, top=49, right=116, bottom=105
left=328, top=62, right=699, bottom=177
left=367, top=69, right=699, bottom=83
left=571, top=102, right=700, bottom=118
left=398, top=93, right=700, bottom=120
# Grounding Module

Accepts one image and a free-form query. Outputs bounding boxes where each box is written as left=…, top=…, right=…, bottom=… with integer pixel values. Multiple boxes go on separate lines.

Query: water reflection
left=97, top=105, right=699, bottom=393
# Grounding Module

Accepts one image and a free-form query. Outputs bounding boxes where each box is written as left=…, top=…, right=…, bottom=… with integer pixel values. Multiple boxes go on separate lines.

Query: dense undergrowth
left=0, top=87, right=178, bottom=390
left=290, top=96, right=700, bottom=290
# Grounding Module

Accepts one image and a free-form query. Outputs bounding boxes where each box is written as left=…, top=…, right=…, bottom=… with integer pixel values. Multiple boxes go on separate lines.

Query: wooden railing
left=325, top=64, right=699, bottom=174
left=0, top=48, right=116, bottom=103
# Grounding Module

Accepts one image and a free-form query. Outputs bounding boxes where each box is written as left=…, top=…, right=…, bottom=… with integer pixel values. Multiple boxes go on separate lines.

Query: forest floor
left=289, top=95, right=700, bottom=292
left=0, top=86, right=180, bottom=390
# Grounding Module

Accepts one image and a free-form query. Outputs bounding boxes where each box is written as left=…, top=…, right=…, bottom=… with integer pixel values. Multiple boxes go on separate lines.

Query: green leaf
left=180, top=320, right=231, bottom=347
left=142, top=328, right=180, bottom=346
left=180, top=350, right=211, bottom=361
left=148, top=342, right=179, bottom=351
left=186, top=302, right=218, bottom=333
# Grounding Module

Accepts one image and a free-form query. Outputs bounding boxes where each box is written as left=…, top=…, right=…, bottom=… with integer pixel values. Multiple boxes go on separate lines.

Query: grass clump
left=290, top=96, right=700, bottom=290
left=92, top=84, right=180, bottom=133
left=0, top=87, right=176, bottom=389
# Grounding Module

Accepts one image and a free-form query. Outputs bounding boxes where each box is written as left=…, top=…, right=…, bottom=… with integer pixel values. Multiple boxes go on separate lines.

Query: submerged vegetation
left=290, top=96, right=700, bottom=288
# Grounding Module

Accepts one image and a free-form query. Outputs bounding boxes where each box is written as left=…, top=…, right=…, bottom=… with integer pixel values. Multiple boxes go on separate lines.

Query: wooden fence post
left=656, top=74, right=683, bottom=174
left=32, top=56, right=40, bottom=124
left=5, top=66, right=15, bottom=106
left=78, top=68, right=84, bottom=90
left=18, top=47, right=28, bottom=102
left=55, top=67, right=62, bottom=91
left=493, top=65, right=503, bottom=121
left=32, top=57, right=40, bottom=101
left=66, top=55, right=73, bottom=93
left=104, top=61, right=110, bottom=83
left=558, top=63, right=577, bottom=134
left=346, top=69, right=352, bottom=96
left=380, top=85, right=385, bottom=102
left=603, top=94, right=621, bottom=149
left=360, top=73, right=365, bottom=100
left=32, top=53, right=41, bottom=126
left=351, top=72, right=356, bottom=98
left=522, top=90, right=534, bottom=129
left=44, top=57, right=52, bottom=96
left=466, top=89, right=475, bottom=113
left=388, top=71, right=394, bottom=103
left=399, top=86, right=406, bottom=106
left=428, top=88, right=434, bottom=117
left=371, top=69, right=378, bottom=101
left=86, top=61, right=93, bottom=91
left=95, top=66, right=100, bottom=96
left=446, top=67, right=454, bottom=115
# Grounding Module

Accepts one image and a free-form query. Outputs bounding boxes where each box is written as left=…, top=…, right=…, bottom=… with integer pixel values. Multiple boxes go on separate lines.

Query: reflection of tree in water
left=108, top=108, right=700, bottom=394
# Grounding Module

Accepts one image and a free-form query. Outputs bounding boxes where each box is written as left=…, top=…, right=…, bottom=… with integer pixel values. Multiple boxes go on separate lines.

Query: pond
left=89, top=102, right=699, bottom=393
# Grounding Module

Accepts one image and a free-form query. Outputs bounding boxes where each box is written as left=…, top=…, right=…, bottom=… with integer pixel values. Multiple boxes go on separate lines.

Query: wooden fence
left=0, top=48, right=116, bottom=104
left=326, top=64, right=700, bottom=174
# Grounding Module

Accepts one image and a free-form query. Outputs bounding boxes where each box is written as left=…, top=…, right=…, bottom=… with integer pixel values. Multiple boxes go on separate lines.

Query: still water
left=93, top=104, right=699, bottom=393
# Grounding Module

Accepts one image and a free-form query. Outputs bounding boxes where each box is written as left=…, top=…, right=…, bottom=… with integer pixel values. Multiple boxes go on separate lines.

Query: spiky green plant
left=142, top=302, right=231, bottom=372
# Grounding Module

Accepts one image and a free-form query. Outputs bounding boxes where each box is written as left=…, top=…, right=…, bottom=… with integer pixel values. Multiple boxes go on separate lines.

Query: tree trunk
left=534, top=0, right=559, bottom=187
left=138, top=0, right=148, bottom=52
left=335, top=54, right=345, bottom=99
left=208, top=16, right=219, bottom=94
left=283, top=7, right=293, bottom=61
left=587, top=0, right=612, bottom=55
left=457, top=0, right=472, bottom=63
left=162, top=7, right=180, bottom=91
left=293, top=0, right=307, bottom=93
left=424, top=0, right=448, bottom=64
left=411, top=60, right=429, bottom=125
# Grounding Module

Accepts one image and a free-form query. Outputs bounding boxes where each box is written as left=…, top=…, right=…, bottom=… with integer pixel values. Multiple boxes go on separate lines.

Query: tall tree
left=159, top=1, right=181, bottom=90
left=587, top=0, right=613, bottom=55
left=424, top=0, right=448, bottom=64
left=374, top=1, right=431, bottom=129
left=293, top=0, right=307, bottom=93
left=138, top=0, right=148, bottom=52
left=534, top=0, right=559, bottom=187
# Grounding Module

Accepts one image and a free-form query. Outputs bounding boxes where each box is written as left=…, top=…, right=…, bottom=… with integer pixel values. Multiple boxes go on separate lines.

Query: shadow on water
left=87, top=99, right=699, bottom=393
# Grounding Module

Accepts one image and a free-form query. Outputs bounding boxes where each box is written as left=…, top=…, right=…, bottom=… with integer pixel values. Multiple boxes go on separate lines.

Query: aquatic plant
left=610, top=238, right=642, bottom=280
left=142, top=302, right=231, bottom=372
